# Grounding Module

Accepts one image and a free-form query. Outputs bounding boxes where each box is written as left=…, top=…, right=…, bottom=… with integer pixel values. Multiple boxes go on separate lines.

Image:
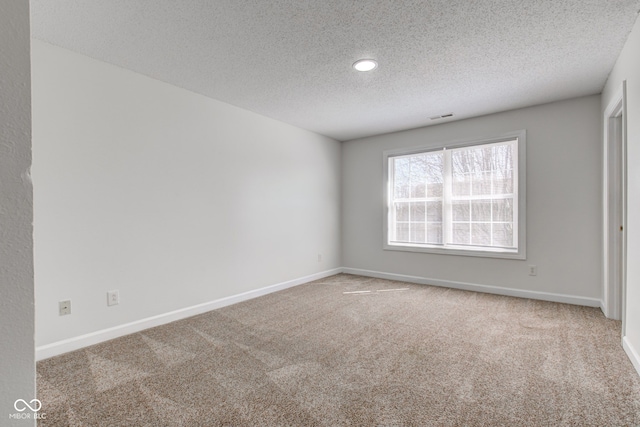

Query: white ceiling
left=31, top=1, right=640, bottom=141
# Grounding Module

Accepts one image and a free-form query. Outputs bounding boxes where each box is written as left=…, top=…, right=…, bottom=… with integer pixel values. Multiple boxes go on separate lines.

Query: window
left=384, top=131, right=526, bottom=259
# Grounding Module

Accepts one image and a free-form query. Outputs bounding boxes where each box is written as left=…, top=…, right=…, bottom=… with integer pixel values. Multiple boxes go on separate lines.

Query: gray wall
left=602, top=15, right=640, bottom=371
left=32, top=41, right=341, bottom=348
left=342, top=95, right=602, bottom=301
left=0, top=0, right=35, bottom=425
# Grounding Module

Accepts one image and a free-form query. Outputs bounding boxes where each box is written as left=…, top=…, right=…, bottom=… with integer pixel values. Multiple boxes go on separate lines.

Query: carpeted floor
left=37, top=273, right=640, bottom=426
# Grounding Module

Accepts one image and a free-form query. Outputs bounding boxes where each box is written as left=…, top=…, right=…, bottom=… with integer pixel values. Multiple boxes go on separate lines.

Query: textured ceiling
left=31, top=0, right=640, bottom=141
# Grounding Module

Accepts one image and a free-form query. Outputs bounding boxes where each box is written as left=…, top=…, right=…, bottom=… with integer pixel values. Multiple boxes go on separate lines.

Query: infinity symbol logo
left=14, top=399, right=42, bottom=412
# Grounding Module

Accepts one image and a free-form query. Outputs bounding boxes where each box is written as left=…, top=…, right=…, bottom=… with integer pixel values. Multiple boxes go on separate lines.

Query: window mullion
left=512, top=140, right=519, bottom=248
left=490, top=158, right=494, bottom=247
left=443, top=148, right=452, bottom=246
left=389, top=158, right=395, bottom=242
left=408, top=159, right=412, bottom=242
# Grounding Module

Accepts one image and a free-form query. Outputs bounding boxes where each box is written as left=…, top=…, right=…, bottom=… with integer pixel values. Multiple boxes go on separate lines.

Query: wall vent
left=430, top=113, right=454, bottom=120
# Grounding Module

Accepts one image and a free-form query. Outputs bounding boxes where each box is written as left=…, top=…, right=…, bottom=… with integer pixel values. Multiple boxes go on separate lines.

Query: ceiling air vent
left=430, top=113, right=454, bottom=121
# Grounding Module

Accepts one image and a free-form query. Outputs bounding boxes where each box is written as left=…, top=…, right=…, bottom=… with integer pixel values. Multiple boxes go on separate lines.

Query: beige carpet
left=37, top=274, right=640, bottom=426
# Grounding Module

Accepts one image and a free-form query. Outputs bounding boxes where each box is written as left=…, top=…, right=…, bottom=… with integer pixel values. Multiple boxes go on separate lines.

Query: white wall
left=32, top=40, right=341, bottom=348
left=0, top=0, right=35, bottom=424
left=342, top=95, right=602, bottom=302
left=602, top=15, right=640, bottom=373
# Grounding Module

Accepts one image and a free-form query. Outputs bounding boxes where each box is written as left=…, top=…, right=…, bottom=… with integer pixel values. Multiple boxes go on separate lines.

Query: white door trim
left=602, top=81, right=627, bottom=327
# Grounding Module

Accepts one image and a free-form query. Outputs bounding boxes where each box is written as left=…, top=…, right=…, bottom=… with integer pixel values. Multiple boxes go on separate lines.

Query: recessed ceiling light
left=353, top=59, right=378, bottom=72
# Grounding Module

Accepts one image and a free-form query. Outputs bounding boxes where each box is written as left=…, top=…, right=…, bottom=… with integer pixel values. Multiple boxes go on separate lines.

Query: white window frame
left=383, top=130, right=526, bottom=260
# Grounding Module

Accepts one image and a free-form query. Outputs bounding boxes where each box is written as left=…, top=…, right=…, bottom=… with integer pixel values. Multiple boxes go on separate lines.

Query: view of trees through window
left=389, top=139, right=517, bottom=251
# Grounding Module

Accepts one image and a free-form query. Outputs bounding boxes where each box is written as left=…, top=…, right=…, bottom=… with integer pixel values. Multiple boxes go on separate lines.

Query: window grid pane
left=389, top=138, right=517, bottom=251
left=390, top=151, right=444, bottom=245
left=446, top=141, right=515, bottom=249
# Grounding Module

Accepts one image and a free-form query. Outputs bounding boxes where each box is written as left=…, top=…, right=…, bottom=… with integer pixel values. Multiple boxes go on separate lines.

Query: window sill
left=384, top=242, right=526, bottom=260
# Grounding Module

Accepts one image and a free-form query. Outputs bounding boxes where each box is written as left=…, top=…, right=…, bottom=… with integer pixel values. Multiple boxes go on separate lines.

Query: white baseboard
left=36, top=266, right=605, bottom=361
left=342, top=267, right=602, bottom=307
left=36, top=268, right=342, bottom=361
left=623, top=336, right=640, bottom=377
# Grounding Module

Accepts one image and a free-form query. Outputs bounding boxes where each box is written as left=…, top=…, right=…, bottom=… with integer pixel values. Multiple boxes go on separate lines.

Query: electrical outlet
left=59, top=300, right=71, bottom=316
left=107, top=290, right=119, bottom=306
left=317, top=254, right=322, bottom=262
left=528, top=265, right=537, bottom=276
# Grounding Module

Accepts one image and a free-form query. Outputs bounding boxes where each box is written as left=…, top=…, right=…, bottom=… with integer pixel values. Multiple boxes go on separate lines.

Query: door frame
left=602, top=81, right=627, bottom=329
